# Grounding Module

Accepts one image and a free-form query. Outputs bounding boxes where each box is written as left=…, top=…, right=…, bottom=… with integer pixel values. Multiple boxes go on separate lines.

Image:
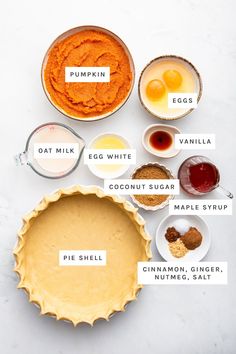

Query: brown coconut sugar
left=132, top=165, right=170, bottom=206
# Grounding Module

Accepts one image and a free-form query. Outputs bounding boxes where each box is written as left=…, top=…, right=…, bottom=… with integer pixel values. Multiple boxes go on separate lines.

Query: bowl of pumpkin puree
left=42, top=26, right=135, bottom=121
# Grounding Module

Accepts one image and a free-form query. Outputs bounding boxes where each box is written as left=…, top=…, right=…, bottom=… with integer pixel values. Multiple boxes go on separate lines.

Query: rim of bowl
left=142, top=123, right=181, bottom=158
left=138, top=55, right=203, bottom=121
left=41, top=25, right=135, bottom=122
left=130, top=162, right=175, bottom=211
left=87, top=132, right=132, bottom=179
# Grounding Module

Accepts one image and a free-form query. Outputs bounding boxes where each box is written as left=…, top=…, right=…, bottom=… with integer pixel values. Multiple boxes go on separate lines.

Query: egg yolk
left=146, top=79, right=166, bottom=100
left=163, top=70, right=182, bottom=90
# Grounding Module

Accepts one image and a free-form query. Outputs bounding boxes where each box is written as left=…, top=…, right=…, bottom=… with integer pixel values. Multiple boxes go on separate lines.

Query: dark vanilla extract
left=149, top=131, right=172, bottom=151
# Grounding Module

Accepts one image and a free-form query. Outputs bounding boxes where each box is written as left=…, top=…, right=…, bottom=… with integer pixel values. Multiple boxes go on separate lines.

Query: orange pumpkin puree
left=44, top=30, right=133, bottom=119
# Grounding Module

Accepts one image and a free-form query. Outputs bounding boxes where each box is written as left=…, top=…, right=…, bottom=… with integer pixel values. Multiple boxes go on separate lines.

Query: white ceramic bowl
left=156, top=215, right=210, bottom=262
left=142, top=124, right=181, bottom=158
left=87, top=132, right=131, bottom=179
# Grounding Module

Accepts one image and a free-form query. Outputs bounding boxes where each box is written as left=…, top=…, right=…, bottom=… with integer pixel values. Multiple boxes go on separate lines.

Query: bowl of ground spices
left=42, top=26, right=135, bottom=121
left=130, top=162, right=175, bottom=210
left=156, top=215, right=210, bottom=262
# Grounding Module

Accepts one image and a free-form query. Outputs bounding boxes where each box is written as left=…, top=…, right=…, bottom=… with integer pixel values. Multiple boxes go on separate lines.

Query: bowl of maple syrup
left=142, top=124, right=181, bottom=158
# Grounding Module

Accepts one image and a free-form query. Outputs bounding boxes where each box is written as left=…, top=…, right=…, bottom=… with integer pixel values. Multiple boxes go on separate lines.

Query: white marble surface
left=0, top=0, right=236, bottom=353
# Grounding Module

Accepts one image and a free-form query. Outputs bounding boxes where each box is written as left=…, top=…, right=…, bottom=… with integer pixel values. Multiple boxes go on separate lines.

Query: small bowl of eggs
left=138, top=55, right=202, bottom=120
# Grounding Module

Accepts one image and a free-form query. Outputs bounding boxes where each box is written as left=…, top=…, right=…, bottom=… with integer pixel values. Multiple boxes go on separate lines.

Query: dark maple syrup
left=189, top=162, right=219, bottom=193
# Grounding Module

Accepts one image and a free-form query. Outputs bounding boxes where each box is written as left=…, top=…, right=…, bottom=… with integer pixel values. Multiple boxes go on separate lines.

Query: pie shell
left=14, top=185, right=152, bottom=326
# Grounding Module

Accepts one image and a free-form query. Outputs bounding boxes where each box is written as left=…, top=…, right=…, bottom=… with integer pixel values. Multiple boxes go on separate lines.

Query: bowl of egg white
left=138, top=55, right=202, bottom=120
left=87, top=132, right=132, bottom=179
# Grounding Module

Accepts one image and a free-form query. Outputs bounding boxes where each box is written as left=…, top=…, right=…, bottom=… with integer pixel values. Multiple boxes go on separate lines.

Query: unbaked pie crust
left=14, top=185, right=151, bottom=326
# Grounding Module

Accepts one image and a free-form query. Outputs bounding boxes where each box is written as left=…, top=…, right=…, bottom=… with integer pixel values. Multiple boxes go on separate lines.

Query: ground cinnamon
left=181, top=227, right=203, bottom=250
